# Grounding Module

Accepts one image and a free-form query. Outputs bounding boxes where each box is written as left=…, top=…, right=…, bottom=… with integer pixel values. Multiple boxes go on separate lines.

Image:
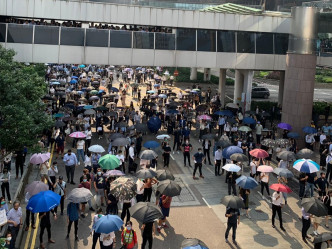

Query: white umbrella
left=88, top=145, right=105, bottom=153
left=156, top=134, right=171, bottom=140
left=222, top=164, right=241, bottom=172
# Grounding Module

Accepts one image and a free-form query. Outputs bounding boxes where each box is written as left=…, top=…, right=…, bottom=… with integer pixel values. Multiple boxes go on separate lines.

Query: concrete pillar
left=234, top=70, right=244, bottom=104
left=278, top=71, right=285, bottom=107
left=190, top=67, right=197, bottom=80
left=203, top=68, right=211, bottom=81
left=242, top=70, right=254, bottom=112
left=219, top=69, right=227, bottom=107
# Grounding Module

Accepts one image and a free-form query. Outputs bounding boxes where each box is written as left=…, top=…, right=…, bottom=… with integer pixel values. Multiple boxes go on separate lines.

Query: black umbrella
left=216, top=140, right=232, bottom=148
left=115, top=122, right=128, bottom=128
left=296, top=148, right=314, bottom=159
left=95, top=106, right=108, bottom=112
left=226, top=118, right=238, bottom=124
left=202, top=134, right=216, bottom=140
left=140, top=108, right=150, bottom=113
left=109, top=133, right=125, bottom=140
left=156, top=169, right=175, bottom=181
left=63, top=116, right=76, bottom=122
left=135, top=123, right=149, bottom=132
left=230, top=153, right=248, bottom=162
left=54, top=120, right=66, bottom=128
left=112, top=138, right=130, bottom=147
left=136, top=169, right=157, bottom=179
left=277, top=151, right=296, bottom=161
left=313, top=232, right=332, bottom=244
left=42, top=95, right=56, bottom=101
left=140, top=150, right=158, bottom=160
left=145, top=102, right=156, bottom=107
left=196, top=104, right=208, bottom=112
left=106, top=111, right=118, bottom=117
left=157, top=180, right=181, bottom=197
left=129, top=202, right=163, bottom=223
left=301, top=197, right=328, bottom=217
left=181, top=238, right=209, bottom=249
left=89, top=96, right=99, bottom=101
left=221, top=195, right=245, bottom=209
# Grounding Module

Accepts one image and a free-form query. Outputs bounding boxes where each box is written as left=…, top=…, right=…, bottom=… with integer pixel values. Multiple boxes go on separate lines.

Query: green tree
left=0, top=45, right=52, bottom=157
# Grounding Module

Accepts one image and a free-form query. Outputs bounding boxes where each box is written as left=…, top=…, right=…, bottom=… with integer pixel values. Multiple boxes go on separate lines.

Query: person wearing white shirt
left=84, top=152, right=92, bottom=172
left=214, top=146, right=223, bottom=176
left=128, top=143, right=135, bottom=173
left=85, top=127, right=92, bottom=153
left=136, top=179, right=144, bottom=202
left=116, top=150, right=125, bottom=172
left=320, top=133, right=327, bottom=145
left=260, top=172, right=270, bottom=198
left=305, top=134, right=315, bottom=150
left=100, top=231, right=116, bottom=248
left=76, top=139, right=85, bottom=165
left=271, top=191, right=285, bottom=231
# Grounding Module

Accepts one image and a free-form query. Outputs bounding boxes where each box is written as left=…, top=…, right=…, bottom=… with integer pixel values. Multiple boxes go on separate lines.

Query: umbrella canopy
left=222, top=146, right=243, bottom=159
left=129, top=202, right=163, bottom=223
left=67, top=188, right=93, bottom=203
left=27, top=190, right=61, bottom=213
left=29, top=153, right=51, bottom=165
left=140, top=150, right=158, bottom=160
left=257, top=165, right=274, bottom=173
left=277, top=151, right=296, bottom=161
left=242, top=117, right=256, bottom=125
left=53, top=113, right=64, bottom=118
left=230, top=153, right=248, bottom=162
left=313, top=232, right=332, bottom=244
left=84, top=109, right=96, bottom=115
left=235, top=176, right=258, bottom=189
left=196, top=104, right=208, bottom=112
left=69, top=132, right=86, bottom=138
left=166, top=109, right=179, bottom=115
left=274, top=139, right=290, bottom=147
left=201, top=134, right=216, bottom=140
left=216, top=140, right=232, bottom=149
left=25, top=181, right=49, bottom=197
left=98, top=154, right=120, bottom=170
left=225, top=118, right=238, bottom=124
left=109, top=133, right=125, bottom=140
left=147, top=117, right=162, bottom=133
left=269, top=184, right=292, bottom=193
left=222, top=164, right=241, bottom=172
left=158, top=94, right=167, bottom=99
left=110, top=87, right=119, bottom=92
left=278, top=122, right=292, bottom=130
left=88, top=145, right=105, bottom=153
left=112, top=138, right=130, bottom=147
left=93, top=215, right=123, bottom=233
left=302, top=126, right=317, bottom=134
left=261, top=139, right=275, bottom=147
left=54, top=120, right=66, bottom=128
left=214, top=110, right=233, bottom=117
left=83, top=105, right=94, bottom=110
left=273, top=168, right=294, bottom=178
left=135, top=123, right=149, bottom=132
left=296, top=148, right=314, bottom=159
left=238, top=126, right=252, bottom=132
left=293, top=159, right=319, bottom=173
left=136, top=169, right=157, bottom=179
left=156, top=169, right=175, bottom=181
left=110, top=177, right=136, bottom=201
left=287, top=132, right=300, bottom=139
left=198, top=115, right=212, bottom=120
left=156, top=134, right=171, bottom=140
left=181, top=238, right=209, bottom=249
left=103, top=170, right=125, bottom=177
left=157, top=180, right=181, bottom=197
left=249, top=149, right=269, bottom=158
left=301, top=197, right=328, bottom=217
left=221, top=195, right=244, bottom=209
left=143, top=141, right=160, bottom=149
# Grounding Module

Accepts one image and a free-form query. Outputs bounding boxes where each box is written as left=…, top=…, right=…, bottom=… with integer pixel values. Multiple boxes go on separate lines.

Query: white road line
left=170, top=154, right=175, bottom=160
left=202, top=197, right=211, bottom=208
left=206, top=166, right=215, bottom=175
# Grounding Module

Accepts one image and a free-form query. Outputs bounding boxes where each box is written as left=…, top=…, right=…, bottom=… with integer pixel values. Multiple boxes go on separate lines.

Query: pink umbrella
left=30, top=153, right=51, bottom=165
left=103, top=170, right=125, bottom=177
left=198, top=115, right=212, bottom=120
left=69, top=132, right=86, bottom=138
left=257, top=165, right=274, bottom=173
left=249, top=149, right=269, bottom=158
left=270, top=183, right=292, bottom=193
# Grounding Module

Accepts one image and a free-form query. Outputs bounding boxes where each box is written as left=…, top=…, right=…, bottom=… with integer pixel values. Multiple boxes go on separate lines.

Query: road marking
left=27, top=144, right=55, bottom=249
left=170, top=154, right=175, bottom=160
left=202, top=197, right=211, bottom=208
left=206, top=166, right=215, bottom=175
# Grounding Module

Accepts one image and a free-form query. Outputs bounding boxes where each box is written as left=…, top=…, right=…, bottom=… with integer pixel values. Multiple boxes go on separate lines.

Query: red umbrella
left=270, top=184, right=292, bottom=193
left=249, top=149, right=269, bottom=158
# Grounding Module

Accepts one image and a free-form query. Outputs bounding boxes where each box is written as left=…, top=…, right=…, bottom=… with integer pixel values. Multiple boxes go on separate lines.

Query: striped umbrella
left=293, top=159, right=320, bottom=173
left=69, top=132, right=86, bottom=138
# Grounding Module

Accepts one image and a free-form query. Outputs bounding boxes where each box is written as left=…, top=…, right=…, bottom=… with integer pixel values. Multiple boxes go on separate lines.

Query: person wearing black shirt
left=136, top=133, right=143, bottom=157
left=106, top=192, right=118, bottom=215
left=225, top=207, right=240, bottom=245
left=202, top=139, right=212, bottom=165
left=14, top=150, right=25, bottom=179
left=163, top=142, right=171, bottom=168
left=193, top=148, right=205, bottom=180
left=173, top=128, right=181, bottom=153
left=39, top=211, right=55, bottom=249
left=306, top=172, right=317, bottom=198
left=181, top=140, right=192, bottom=167
left=227, top=172, right=238, bottom=196
left=299, top=172, right=307, bottom=199
left=315, top=173, right=329, bottom=198
left=141, top=221, right=154, bottom=249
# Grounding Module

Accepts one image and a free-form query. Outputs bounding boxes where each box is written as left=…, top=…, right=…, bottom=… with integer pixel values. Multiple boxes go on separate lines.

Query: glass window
left=256, top=32, right=273, bottom=54
left=133, top=32, right=154, bottom=49
left=34, top=26, right=59, bottom=45
left=60, top=27, right=84, bottom=46
left=176, top=28, right=196, bottom=51
left=0, top=24, right=6, bottom=42
left=155, top=33, right=175, bottom=50
left=7, top=24, right=33, bottom=43
left=237, top=32, right=255, bottom=53
left=110, top=30, right=132, bottom=48
left=275, top=33, right=289, bottom=54
left=197, top=30, right=216, bottom=52
left=86, top=29, right=109, bottom=47
left=217, top=31, right=235, bottom=52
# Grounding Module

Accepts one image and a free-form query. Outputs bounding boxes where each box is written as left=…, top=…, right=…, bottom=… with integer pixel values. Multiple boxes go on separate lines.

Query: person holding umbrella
left=239, top=188, right=251, bottom=218
left=141, top=221, right=155, bottom=249
left=271, top=190, right=286, bottom=232
left=121, top=221, right=138, bottom=249
left=94, top=168, right=106, bottom=207
left=66, top=201, right=80, bottom=241
left=91, top=208, right=103, bottom=249
left=225, top=206, right=240, bottom=245
left=301, top=206, right=311, bottom=244
left=100, top=231, right=116, bottom=249
left=157, top=194, right=172, bottom=233
left=53, top=176, right=66, bottom=215
left=193, top=148, right=205, bottom=180
left=38, top=211, right=56, bottom=249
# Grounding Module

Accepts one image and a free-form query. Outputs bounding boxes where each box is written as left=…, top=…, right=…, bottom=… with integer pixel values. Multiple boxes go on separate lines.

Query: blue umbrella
left=27, top=190, right=60, bottom=213
left=111, top=87, right=119, bottom=92
left=72, top=66, right=77, bottom=69
left=154, top=84, right=160, bottom=88
left=143, top=141, right=160, bottom=149
left=243, top=117, right=256, bottom=125
left=236, top=175, right=258, bottom=189
left=222, top=146, right=243, bottom=159
left=147, top=90, right=155, bottom=94
left=53, top=113, right=64, bottom=118
left=70, top=79, right=78, bottom=84
left=302, top=126, right=317, bottom=134
left=83, top=105, right=94, bottom=109
left=293, top=159, right=320, bottom=173
left=147, top=116, right=161, bottom=133
left=77, top=91, right=84, bottom=95
left=79, top=64, right=86, bottom=68
left=93, top=215, right=123, bottom=233
left=167, top=109, right=179, bottom=115
left=183, top=246, right=208, bottom=249
left=65, top=104, right=75, bottom=109
left=136, top=67, right=142, bottom=70
left=214, top=110, right=233, bottom=117
left=287, top=132, right=299, bottom=139
left=50, top=81, right=60, bottom=85
left=71, top=76, right=78, bottom=79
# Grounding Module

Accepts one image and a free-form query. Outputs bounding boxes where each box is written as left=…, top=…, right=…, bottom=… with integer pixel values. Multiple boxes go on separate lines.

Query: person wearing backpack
left=121, top=221, right=137, bottom=249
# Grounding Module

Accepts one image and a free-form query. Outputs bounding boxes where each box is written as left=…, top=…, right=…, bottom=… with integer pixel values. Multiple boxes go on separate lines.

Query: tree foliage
left=0, top=45, right=52, bottom=153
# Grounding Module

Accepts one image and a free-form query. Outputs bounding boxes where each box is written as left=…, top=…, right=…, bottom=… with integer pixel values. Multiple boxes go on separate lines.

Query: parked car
left=252, top=87, right=270, bottom=99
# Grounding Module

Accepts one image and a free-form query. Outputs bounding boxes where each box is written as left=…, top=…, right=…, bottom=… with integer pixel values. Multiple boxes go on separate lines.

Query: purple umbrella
left=278, top=122, right=292, bottom=131
left=30, top=153, right=51, bottom=165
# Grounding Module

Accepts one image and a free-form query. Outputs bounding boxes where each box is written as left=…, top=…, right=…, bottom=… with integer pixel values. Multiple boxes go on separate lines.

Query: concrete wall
left=0, top=0, right=291, bottom=33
